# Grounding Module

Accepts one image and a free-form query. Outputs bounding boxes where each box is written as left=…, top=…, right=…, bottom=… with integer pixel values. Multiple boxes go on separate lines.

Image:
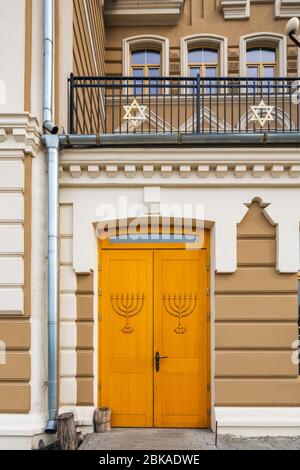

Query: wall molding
left=0, top=114, right=40, bottom=155
left=59, top=162, right=300, bottom=184
left=220, top=0, right=250, bottom=20
left=105, top=0, right=184, bottom=26
left=275, top=0, right=300, bottom=18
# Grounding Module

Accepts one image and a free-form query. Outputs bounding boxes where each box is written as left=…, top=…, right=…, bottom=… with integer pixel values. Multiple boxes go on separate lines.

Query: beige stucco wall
left=104, top=0, right=299, bottom=77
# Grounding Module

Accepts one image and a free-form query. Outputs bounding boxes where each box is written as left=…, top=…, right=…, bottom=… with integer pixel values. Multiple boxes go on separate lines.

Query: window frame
left=246, top=47, right=277, bottom=78
left=240, top=33, right=287, bottom=77
left=122, top=35, right=169, bottom=77
left=130, top=49, right=161, bottom=78
left=180, top=34, right=228, bottom=77
left=188, top=47, right=219, bottom=79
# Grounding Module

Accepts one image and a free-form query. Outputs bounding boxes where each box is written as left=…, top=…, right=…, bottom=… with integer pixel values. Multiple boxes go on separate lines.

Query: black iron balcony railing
left=68, top=75, right=300, bottom=140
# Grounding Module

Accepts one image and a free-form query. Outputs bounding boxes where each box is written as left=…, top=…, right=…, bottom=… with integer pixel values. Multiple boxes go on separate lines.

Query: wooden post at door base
left=94, top=407, right=111, bottom=433
left=56, top=412, right=78, bottom=450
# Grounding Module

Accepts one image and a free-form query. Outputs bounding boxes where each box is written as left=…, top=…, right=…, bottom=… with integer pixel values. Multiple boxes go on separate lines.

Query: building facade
left=0, top=0, right=300, bottom=449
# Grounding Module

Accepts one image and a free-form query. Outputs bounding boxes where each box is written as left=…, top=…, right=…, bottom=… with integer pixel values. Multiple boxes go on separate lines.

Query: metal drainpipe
left=43, top=0, right=59, bottom=434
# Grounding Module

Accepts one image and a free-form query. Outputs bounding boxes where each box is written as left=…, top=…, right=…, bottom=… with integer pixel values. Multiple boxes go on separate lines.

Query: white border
left=215, top=407, right=300, bottom=436
left=239, top=32, right=287, bottom=76
left=180, top=34, right=228, bottom=77
left=122, top=35, right=169, bottom=77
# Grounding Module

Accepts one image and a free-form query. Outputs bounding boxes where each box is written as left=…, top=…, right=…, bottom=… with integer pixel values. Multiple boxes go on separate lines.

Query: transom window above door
left=246, top=47, right=276, bottom=78
left=188, top=48, right=219, bottom=78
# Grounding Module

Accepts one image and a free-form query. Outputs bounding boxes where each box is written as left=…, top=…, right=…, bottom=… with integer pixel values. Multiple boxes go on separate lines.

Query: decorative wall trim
left=239, top=32, right=287, bottom=76
left=180, top=34, right=228, bottom=77
left=105, top=0, right=184, bottom=26
left=0, top=114, right=40, bottom=155
left=275, top=0, right=300, bottom=18
left=60, top=162, right=300, bottom=183
left=220, top=0, right=250, bottom=20
left=122, top=35, right=169, bottom=76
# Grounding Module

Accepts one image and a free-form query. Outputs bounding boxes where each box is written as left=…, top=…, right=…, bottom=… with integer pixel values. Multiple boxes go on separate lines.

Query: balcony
left=67, top=75, right=300, bottom=146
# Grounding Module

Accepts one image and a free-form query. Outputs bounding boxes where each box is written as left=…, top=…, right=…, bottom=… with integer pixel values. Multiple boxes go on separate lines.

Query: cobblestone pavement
left=79, top=429, right=300, bottom=450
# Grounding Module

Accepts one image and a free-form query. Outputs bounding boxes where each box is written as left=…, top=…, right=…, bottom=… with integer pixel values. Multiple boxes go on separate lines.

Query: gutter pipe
left=58, top=132, right=300, bottom=148
left=43, top=0, right=59, bottom=434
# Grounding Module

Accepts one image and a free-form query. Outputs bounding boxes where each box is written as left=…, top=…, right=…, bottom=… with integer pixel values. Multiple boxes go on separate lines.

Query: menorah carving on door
left=163, top=294, right=197, bottom=334
left=111, top=293, right=145, bottom=334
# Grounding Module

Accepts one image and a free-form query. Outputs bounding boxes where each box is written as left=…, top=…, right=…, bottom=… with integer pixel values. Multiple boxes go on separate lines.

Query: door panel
left=99, top=246, right=210, bottom=429
left=100, top=250, right=153, bottom=427
left=154, top=250, right=209, bottom=428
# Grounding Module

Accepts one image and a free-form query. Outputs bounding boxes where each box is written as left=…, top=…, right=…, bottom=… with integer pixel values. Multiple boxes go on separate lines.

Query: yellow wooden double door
left=99, top=247, right=210, bottom=428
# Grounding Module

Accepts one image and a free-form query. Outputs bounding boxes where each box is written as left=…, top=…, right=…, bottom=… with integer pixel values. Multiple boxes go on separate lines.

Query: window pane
left=190, top=67, right=200, bottom=78
left=146, top=50, right=160, bottom=65
left=149, top=68, right=160, bottom=94
left=202, top=49, right=218, bottom=63
left=188, top=49, right=203, bottom=64
left=246, top=48, right=261, bottom=62
left=131, top=50, right=146, bottom=65
left=132, top=68, right=143, bottom=95
left=132, top=68, right=143, bottom=77
left=247, top=66, right=259, bottom=78
left=261, top=48, right=276, bottom=63
left=149, top=68, right=160, bottom=77
left=205, top=67, right=217, bottom=78
left=247, top=47, right=276, bottom=64
left=263, top=66, right=274, bottom=77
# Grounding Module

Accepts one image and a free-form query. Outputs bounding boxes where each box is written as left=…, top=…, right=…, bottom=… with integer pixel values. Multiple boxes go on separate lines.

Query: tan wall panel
left=215, top=294, right=298, bottom=321
left=215, top=269, right=297, bottom=293
left=0, top=384, right=30, bottom=412
left=0, top=322, right=30, bottom=350
left=215, top=351, right=297, bottom=378
left=237, top=208, right=275, bottom=238
left=216, top=323, right=298, bottom=350
left=77, top=295, right=94, bottom=321
left=104, top=2, right=295, bottom=77
left=0, top=353, right=30, bottom=381
left=77, top=377, right=94, bottom=405
left=77, top=273, right=94, bottom=292
left=77, top=350, right=93, bottom=377
left=216, top=379, right=300, bottom=406
left=76, top=271, right=94, bottom=405
left=77, top=323, right=94, bottom=349
left=237, top=239, right=276, bottom=266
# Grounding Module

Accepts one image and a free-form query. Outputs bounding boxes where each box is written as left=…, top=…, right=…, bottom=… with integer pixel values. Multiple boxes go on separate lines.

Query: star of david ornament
left=123, top=98, right=148, bottom=128
left=250, top=100, right=274, bottom=127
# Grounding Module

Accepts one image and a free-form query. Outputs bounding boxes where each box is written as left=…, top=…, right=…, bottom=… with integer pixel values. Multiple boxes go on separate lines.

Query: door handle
left=155, top=351, right=168, bottom=372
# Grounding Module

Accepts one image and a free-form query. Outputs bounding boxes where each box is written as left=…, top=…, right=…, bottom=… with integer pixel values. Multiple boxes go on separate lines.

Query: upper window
left=131, top=49, right=161, bottom=79
left=240, top=33, right=286, bottom=77
left=122, top=35, right=169, bottom=77
left=188, top=48, right=219, bottom=78
left=246, top=47, right=276, bottom=78
left=181, top=35, right=228, bottom=77
left=130, top=49, right=161, bottom=95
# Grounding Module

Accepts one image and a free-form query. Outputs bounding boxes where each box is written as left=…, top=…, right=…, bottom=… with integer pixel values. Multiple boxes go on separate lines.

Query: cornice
left=219, top=0, right=250, bottom=20
left=58, top=161, right=300, bottom=186
left=104, top=0, right=184, bottom=26
left=219, top=0, right=300, bottom=20
left=0, top=114, right=41, bottom=155
left=275, top=0, right=300, bottom=18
